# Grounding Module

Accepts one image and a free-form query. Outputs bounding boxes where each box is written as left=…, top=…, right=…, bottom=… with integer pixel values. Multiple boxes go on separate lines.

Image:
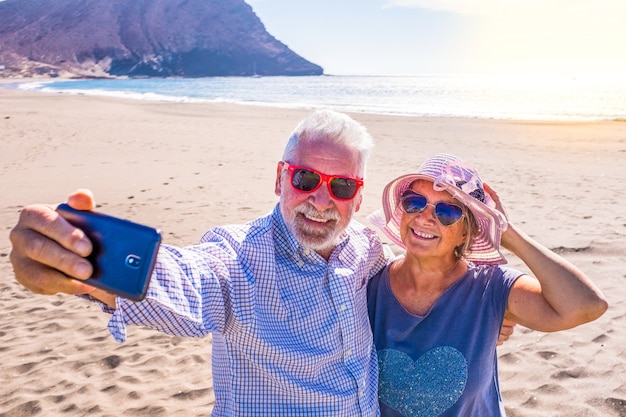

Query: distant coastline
left=6, top=74, right=625, bottom=122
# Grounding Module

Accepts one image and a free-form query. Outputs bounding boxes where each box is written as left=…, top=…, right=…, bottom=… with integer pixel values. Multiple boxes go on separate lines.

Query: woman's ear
left=455, top=215, right=473, bottom=257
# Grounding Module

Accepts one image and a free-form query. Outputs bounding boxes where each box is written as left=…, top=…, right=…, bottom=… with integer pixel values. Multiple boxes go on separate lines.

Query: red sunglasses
left=282, top=162, right=364, bottom=200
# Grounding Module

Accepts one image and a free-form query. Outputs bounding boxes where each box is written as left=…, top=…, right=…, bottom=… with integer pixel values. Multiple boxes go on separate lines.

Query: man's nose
left=307, top=181, right=335, bottom=210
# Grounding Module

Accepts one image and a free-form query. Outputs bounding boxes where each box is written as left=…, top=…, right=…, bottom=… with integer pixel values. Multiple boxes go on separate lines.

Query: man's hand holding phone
left=9, top=189, right=161, bottom=304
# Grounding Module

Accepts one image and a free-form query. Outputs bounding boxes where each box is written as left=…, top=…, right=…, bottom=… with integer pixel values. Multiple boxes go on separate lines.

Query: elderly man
left=10, top=109, right=390, bottom=416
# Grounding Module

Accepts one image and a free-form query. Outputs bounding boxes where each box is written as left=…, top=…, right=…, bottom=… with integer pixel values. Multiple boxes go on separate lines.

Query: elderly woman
left=367, top=153, right=608, bottom=417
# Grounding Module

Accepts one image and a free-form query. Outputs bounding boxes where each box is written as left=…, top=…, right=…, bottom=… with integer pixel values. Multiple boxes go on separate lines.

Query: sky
left=246, top=0, right=626, bottom=75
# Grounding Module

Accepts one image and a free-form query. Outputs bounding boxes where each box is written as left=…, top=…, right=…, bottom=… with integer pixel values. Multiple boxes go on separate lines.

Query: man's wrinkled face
left=275, top=140, right=363, bottom=259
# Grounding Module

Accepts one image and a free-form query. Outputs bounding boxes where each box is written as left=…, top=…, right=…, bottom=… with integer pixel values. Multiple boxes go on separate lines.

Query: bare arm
left=485, top=184, right=608, bottom=332
left=9, top=189, right=117, bottom=308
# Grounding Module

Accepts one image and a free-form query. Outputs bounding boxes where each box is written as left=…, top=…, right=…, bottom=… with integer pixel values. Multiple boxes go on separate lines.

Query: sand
left=1, top=85, right=625, bottom=417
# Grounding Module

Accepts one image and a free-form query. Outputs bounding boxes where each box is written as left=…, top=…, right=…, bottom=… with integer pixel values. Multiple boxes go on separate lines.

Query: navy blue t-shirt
left=368, top=262, right=522, bottom=417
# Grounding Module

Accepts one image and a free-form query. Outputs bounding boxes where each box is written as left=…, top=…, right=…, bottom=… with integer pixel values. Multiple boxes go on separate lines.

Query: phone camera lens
left=125, top=255, right=142, bottom=269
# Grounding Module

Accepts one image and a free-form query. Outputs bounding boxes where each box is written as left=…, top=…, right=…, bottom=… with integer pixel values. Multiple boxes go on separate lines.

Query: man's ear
left=275, top=162, right=283, bottom=196
left=354, top=193, right=363, bottom=212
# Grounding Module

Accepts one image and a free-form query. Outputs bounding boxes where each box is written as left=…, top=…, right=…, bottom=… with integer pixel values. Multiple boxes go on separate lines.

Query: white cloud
left=383, top=0, right=621, bottom=17
left=384, top=0, right=537, bottom=15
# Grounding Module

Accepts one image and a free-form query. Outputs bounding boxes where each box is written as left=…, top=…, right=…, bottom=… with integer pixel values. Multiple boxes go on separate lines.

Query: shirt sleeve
left=106, top=234, right=238, bottom=343
left=490, top=266, right=524, bottom=323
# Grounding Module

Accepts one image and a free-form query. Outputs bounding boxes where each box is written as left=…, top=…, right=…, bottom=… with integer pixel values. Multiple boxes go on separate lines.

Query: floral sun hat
left=368, top=153, right=508, bottom=265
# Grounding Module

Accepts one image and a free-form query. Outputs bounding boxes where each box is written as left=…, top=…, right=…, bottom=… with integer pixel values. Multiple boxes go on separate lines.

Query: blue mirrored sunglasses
left=400, top=189, right=464, bottom=226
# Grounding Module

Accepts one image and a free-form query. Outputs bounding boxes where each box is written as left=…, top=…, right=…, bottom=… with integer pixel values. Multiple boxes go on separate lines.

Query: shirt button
left=359, top=389, right=365, bottom=397
left=297, top=260, right=304, bottom=267
left=304, top=248, right=311, bottom=255
left=340, top=304, right=347, bottom=311
left=346, top=349, right=353, bottom=356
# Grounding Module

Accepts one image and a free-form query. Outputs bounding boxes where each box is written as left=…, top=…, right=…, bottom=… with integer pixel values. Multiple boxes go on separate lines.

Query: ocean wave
left=14, top=74, right=626, bottom=121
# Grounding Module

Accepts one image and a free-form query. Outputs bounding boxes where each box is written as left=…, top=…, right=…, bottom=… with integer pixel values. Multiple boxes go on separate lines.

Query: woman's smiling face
left=400, top=180, right=467, bottom=259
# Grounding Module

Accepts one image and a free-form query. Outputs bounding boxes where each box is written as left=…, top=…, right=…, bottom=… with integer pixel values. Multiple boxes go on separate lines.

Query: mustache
left=295, top=203, right=340, bottom=221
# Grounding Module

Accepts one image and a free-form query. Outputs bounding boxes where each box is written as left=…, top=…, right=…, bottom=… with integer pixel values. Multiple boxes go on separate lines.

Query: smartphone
left=56, top=203, right=161, bottom=301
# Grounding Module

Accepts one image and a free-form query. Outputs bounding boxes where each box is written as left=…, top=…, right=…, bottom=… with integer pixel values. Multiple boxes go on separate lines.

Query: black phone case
left=56, top=203, right=161, bottom=301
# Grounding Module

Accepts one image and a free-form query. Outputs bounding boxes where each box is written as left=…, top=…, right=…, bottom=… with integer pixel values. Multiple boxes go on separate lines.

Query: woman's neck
left=388, top=256, right=467, bottom=316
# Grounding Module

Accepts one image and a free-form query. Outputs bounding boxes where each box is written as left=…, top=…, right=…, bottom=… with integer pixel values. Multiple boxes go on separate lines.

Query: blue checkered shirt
left=104, top=205, right=389, bottom=416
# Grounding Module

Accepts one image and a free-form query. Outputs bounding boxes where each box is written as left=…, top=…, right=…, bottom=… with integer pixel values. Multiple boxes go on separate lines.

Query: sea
left=15, top=73, right=626, bottom=121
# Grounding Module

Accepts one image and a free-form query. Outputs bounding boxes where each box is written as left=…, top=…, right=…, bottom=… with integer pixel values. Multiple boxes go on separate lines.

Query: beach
left=1, top=85, right=625, bottom=416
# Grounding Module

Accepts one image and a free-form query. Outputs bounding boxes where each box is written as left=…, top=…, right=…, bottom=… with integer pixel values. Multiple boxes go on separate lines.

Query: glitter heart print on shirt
left=377, top=347, right=468, bottom=417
